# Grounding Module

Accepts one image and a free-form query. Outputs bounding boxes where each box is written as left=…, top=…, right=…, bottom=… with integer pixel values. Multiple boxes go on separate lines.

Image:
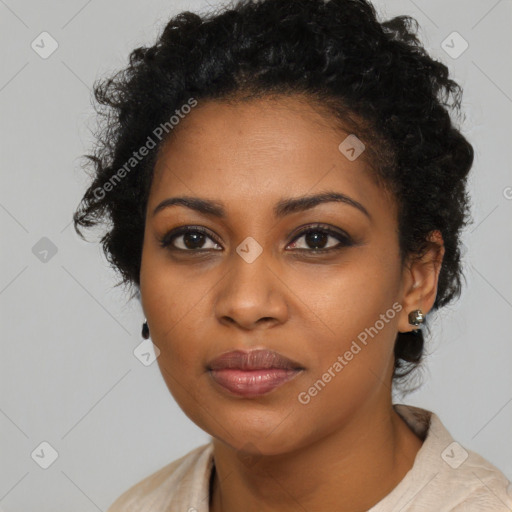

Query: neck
left=209, top=395, right=423, bottom=512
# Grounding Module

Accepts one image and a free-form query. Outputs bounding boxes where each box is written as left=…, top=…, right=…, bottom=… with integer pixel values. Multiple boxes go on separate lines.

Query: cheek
left=139, top=244, right=204, bottom=364
left=291, top=269, right=400, bottom=429
left=292, top=251, right=400, bottom=332
left=290, top=254, right=401, bottom=382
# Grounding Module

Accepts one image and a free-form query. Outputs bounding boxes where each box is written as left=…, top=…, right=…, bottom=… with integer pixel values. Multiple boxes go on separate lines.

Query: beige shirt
left=106, top=404, right=512, bottom=511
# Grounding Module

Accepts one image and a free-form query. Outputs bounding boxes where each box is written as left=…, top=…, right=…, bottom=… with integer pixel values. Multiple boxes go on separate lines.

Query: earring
left=408, top=309, right=424, bottom=327
left=142, top=319, right=150, bottom=339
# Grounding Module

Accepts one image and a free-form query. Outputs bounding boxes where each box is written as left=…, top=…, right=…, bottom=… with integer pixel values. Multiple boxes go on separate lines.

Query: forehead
left=149, top=96, right=395, bottom=221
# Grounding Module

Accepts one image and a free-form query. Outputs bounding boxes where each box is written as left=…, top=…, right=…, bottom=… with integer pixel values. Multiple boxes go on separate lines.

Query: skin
left=139, top=95, right=445, bottom=512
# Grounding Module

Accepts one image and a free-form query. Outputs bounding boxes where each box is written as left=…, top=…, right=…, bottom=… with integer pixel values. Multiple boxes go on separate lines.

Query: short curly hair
left=73, top=0, right=474, bottom=387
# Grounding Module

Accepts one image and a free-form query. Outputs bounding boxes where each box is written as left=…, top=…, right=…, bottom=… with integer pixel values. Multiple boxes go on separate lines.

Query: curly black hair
left=73, top=0, right=474, bottom=387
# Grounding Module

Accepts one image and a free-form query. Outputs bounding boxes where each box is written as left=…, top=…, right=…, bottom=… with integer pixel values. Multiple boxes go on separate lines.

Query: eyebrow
left=152, top=191, right=371, bottom=220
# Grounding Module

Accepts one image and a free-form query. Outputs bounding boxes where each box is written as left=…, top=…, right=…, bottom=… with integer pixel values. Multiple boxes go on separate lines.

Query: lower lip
left=209, top=368, right=302, bottom=397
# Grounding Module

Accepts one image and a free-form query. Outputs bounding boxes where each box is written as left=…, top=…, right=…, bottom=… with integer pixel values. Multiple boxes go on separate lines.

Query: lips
left=208, top=349, right=303, bottom=371
left=207, top=349, right=304, bottom=397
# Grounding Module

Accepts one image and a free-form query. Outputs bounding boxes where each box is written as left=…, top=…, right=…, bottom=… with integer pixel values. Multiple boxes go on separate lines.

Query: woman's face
left=140, top=96, right=422, bottom=454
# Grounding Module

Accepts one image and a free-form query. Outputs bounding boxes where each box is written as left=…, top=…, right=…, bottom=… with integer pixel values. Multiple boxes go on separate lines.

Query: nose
left=214, top=249, right=289, bottom=330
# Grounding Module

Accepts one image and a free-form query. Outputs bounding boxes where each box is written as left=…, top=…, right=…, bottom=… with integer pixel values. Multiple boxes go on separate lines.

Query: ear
left=397, top=230, right=445, bottom=333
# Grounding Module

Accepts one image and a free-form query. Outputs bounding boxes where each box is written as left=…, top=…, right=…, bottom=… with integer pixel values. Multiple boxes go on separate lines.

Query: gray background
left=1, top=0, right=511, bottom=510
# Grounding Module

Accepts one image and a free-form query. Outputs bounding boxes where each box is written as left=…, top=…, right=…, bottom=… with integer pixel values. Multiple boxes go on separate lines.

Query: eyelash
left=158, top=223, right=354, bottom=255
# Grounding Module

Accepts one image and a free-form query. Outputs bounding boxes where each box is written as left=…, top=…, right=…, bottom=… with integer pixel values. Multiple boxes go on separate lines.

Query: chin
left=208, top=409, right=305, bottom=455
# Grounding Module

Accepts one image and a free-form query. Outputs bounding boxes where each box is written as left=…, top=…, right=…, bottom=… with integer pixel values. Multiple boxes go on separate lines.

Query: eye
left=158, top=223, right=354, bottom=254
left=286, top=224, right=354, bottom=252
left=158, top=226, right=222, bottom=251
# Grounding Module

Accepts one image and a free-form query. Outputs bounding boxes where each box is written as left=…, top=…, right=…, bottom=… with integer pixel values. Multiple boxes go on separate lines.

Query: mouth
left=207, top=349, right=304, bottom=398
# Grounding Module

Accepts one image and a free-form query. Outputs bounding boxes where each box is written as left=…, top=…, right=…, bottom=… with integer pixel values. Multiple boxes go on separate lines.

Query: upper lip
left=207, top=349, right=304, bottom=371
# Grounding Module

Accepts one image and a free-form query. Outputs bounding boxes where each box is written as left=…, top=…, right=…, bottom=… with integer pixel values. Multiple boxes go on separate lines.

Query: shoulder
left=106, top=441, right=214, bottom=512
left=375, top=404, right=512, bottom=511
left=443, top=446, right=512, bottom=511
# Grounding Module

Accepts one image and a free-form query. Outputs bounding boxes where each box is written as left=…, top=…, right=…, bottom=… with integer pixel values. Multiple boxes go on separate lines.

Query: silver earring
left=408, top=309, right=424, bottom=326
left=142, top=319, right=150, bottom=339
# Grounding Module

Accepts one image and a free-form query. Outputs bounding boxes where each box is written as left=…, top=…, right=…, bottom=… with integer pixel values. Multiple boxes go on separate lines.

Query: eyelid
left=285, top=223, right=354, bottom=252
left=288, top=223, right=352, bottom=243
left=159, top=223, right=354, bottom=252
left=158, top=225, right=222, bottom=250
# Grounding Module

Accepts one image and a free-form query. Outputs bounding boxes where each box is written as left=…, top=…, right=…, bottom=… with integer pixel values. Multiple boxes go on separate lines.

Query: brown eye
left=159, top=226, right=222, bottom=251
left=287, top=224, right=354, bottom=252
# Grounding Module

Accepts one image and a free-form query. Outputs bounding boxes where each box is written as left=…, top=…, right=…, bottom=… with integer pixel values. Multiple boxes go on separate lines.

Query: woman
left=73, top=0, right=512, bottom=510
